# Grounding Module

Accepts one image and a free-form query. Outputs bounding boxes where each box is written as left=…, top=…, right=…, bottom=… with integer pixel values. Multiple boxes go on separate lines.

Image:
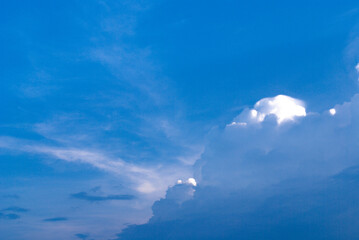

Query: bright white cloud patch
left=229, top=95, right=306, bottom=126
left=176, top=178, right=197, bottom=187
left=227, top=121, right=247, bottom=127
left=254, top=95, right=306, bottom=124
left=355, top=62, right=359, bottom=82
left=187, top=178, right=197, bottom=186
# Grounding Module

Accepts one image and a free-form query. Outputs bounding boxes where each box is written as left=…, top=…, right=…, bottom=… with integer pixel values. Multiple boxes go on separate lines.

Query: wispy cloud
left=75, top=233, right=89, bottom=240
left=2, top=207, right=29, bottom=213
left=0, top=136, right=192, bottom=196
left=71, top=192, right=135, bottom=202
left=0, top=212, right=20, bottom=220
left=43, top=217, right=68, bottom=222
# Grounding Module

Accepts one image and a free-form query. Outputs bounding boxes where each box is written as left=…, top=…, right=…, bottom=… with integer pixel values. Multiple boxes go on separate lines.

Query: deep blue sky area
left=1, top=1, right=359, bottom=239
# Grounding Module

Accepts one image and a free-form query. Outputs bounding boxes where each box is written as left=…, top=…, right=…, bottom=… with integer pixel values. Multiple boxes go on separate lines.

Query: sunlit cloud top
left=229, top=94, right=306, bottom=127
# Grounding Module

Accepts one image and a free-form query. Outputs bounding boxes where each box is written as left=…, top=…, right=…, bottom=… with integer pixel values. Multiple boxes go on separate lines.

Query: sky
left=2, top=1, right=359, bottom=239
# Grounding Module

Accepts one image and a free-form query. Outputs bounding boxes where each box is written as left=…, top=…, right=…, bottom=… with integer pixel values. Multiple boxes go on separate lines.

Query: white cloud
left=355, top=62, right=359, bottom=82
left=159, top=179, right=197, bottom=205
left=227, top=121, right=247, bottom=127
left=176, top=178, right=197, bottom=187
left=198, top=93, right=359, bottom=190
left=230, top=95, right=306, bottom=126
left=329, top=108, right=336, bottom=115
left=117, top=92, right=359, bottom=239
left=186, top=178, right=197, bottom=187
left=0, top=138, right=192, bottom=198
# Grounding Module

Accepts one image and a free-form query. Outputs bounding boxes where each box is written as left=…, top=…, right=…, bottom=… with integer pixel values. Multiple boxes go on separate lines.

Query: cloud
left=2, top=207, right=29, bottom=213
left=329, top=108, right=336, bottom=115
left=0, top=212, right=20, bottom=220
left=200, top=94, right=359, bottom=189
left=75, top=233, right=89, bottom=239
left=0, top=139, right=192, bottom=196
left=43, top=217, right=68, bottom=222
left=71, top=192, right=135, bottom=202
left=119, top=167, right=359, bottom=240
left=229, top=94, right=306, bottom=126
left=0, top=206, right=27, bottom=221
left=176, top=178, right=197, bottom=187
left=115, top=92, right=359, bottom=239
left=0, top=0, right=197, bottom=204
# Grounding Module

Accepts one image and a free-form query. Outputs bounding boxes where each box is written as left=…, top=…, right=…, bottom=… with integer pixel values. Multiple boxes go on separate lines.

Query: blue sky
left=2, top=1, right=359, bottom=239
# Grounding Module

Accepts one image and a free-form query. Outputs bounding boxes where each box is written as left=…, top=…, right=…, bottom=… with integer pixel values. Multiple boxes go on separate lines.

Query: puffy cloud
left=119, top=167, right=359, bottom=240
left=229, top=94, right=306, bottom=126
left=199, top=94, right=359, bottom=189
left=162, top=183, right=195, bottom=205
left=329, top=108, right=336, bottom=115
left=186, top=178, right=197, bottom=187
left=116, top=93, right=359, bottom=240
left=176, top=178, right=197, bottom=187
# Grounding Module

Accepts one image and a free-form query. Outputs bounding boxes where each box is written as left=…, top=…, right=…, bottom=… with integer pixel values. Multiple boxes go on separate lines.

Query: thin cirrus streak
left=0, top=136, right=192, bottom=196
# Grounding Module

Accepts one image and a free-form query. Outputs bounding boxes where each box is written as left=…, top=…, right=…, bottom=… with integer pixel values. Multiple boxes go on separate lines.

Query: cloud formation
left=0, top=213, right=20, bottom=220
left=229, top=94, right=306, bottom=126
left=71, top=192, right=135, bottom=202
left=0, top=139, right=192, bottom=197
left=2, top=207, right=29, bottom=213
left=75, top=233, right=89, bottom=239
left=116, top=92, right=359, bottom=239
left=43, top=217, right=68, bottom=222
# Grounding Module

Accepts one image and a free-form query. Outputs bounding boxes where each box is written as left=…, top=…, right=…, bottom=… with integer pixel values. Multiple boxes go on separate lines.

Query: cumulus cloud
left=229, top=94, right=306, bottom=126
left=186, top=178, right=197, bottom=186
left=119, top=167, right=359, bottom=240
left=176, top=178, right=197, bottom=187
left=329, top=108, right=336, bottom=115
left=116, top=92, right=359, bottom=240
left=200, top=94, right=359, bottom=189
